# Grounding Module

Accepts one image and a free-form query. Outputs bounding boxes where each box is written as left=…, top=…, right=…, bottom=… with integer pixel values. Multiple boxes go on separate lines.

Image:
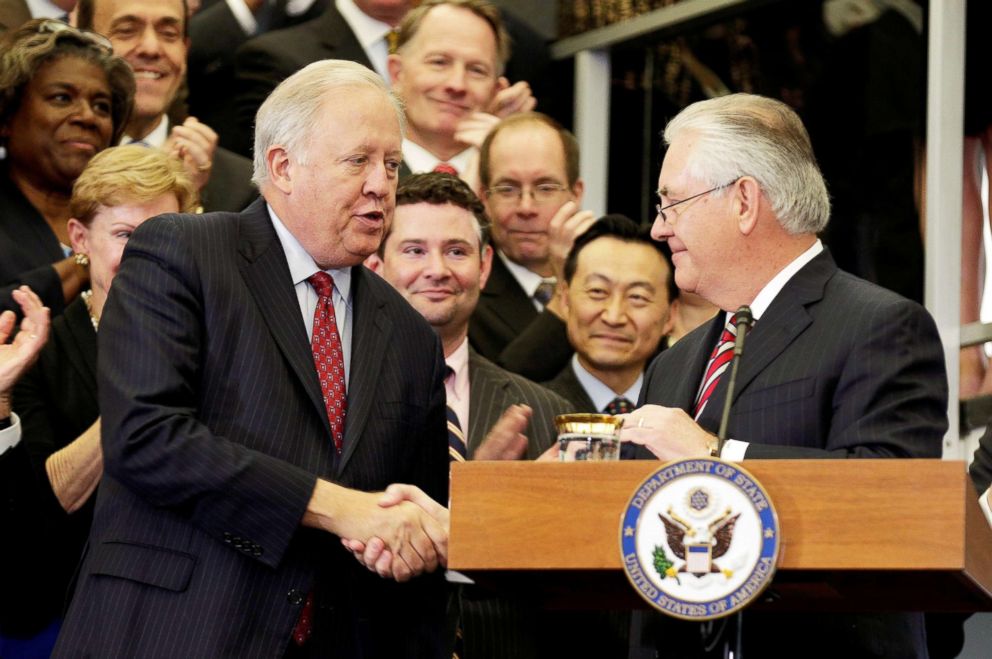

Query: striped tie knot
left=692, top=313, right=748, bottom=419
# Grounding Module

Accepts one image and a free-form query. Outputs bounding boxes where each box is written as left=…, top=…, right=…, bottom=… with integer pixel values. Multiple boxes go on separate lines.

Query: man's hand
left=0, top=286, right=50, bottom=416
left=487, top=78, right=536, bottom=118
left=163, top=117, right=218, bottom=192
left=303, top=480, right=447, bottom=583
left=474, top=404, right=531, bottom=460
left=619, top=405, right=714, bottom=461
left=544, top=201, right=597, bottom=319
left=454, top=112, right=501, bottom=193
left=340, top=484, right=450, bottom=579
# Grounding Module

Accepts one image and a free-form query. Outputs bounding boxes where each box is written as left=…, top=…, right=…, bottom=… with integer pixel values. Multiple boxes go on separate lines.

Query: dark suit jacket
left=200, top=146, right=257, bottom=213
left=465, top=349, right=570, bottom=459
left=543, top=362, right=596, bottom=413
left=53, top=199, right=448, bottom=658
left=231, top=5, right=373, bottom=156
left=2, top=298, right=98, bottom=636
left=0, top=0, right=29, bottom=32
left=634, top=249, right=946, bottom=658
left=972, top=426, right=992, bottom=495
left=468, top=255, right=574, bottom=382
left=0, top=171, right=68, bottom=316
left=188, top=0, right=328, bottom=146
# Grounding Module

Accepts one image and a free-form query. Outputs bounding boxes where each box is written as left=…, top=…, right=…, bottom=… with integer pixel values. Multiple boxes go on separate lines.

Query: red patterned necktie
left=307, top=272, right=346, bottom=453
left=433, top=162, right=458, bottom=176
left=692, top=314, right=741, bottom=419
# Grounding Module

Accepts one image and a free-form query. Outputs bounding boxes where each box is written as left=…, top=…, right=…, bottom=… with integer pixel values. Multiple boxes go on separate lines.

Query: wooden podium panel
left=449, top=459, right=992, bottom=612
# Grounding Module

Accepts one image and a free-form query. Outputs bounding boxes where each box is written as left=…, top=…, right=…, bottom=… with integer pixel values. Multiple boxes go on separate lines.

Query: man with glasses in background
left=469, top=112, right=596, bottom=382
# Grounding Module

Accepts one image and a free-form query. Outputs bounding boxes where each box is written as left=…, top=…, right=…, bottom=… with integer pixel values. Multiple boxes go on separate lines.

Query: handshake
left=304, top=480, right=448, bottom=584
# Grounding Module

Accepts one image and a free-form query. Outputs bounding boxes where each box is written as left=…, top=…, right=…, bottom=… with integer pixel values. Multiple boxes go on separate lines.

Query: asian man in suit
left=544, top=215, right=676, bottom=416
left=621, top=93, right=948, bottom=658
left=53, top=60, right=450, bottom=659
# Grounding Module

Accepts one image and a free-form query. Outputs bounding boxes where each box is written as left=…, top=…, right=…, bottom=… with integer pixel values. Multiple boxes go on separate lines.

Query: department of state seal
left=619, top=458, right=780, bottom=620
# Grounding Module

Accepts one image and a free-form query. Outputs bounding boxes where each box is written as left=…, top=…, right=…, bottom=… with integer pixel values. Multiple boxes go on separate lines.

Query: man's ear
left=478, top=244, right=493, bottom=289
left=364, top=253, right=384, bottom=273
left=266, top=146, right=293, bottom=194
left=735, top=176, right=761, bottom=236
left=571, top=178, right=585, bottom=206
left=387, top=54, right=403, bottom=88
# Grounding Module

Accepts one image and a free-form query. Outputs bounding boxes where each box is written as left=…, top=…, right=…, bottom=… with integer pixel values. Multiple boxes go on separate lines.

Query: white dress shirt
left=497, top=250, right=552, bottom=312
left=0, top=413, right=22, bottom=456
left=267, top=204, right=353, bottom=388
left=571, top=355, right=642, bottom=413
left=26, top=0, right=67, bottom=19
left=401, top=139, right=475, bottom=177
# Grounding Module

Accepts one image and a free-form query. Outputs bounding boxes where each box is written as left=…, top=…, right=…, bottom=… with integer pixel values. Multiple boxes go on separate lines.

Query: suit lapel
left=237, top=200, right=329, bottom=435
left=336, top=267, right=391, bottom=475
left=556, top=364, right=597, bottom=413
left=698, top=251, right=835, bottom=428
left=479, top=257, right=538, bottom=334
left=466, top=350, right=511, bottom=453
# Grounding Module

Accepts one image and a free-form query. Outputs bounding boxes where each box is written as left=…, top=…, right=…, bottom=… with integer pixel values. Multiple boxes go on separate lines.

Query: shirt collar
left=444, top=337, right=470, bottom=398
left=335, top=0, right=394, bottom=50
left=738, top=239, right=823, bottom=322
left=402, top=139, right=474, bottom=175
left=266, top=203, right=352, bottom=300
left=121, top=115, right=169, bottom=148
left=571, top=354, right=643, bottom=412
left=497, top=250, right=546, bottom=298
left=26, top=0, right=66, bottom=19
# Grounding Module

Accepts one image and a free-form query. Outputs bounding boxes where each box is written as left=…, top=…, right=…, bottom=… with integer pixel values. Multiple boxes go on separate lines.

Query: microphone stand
left=716, top=306, right=753, bottom=455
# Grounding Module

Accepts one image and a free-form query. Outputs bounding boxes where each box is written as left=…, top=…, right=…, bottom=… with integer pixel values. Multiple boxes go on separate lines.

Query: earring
left=74, top=253, right=89, bottom=267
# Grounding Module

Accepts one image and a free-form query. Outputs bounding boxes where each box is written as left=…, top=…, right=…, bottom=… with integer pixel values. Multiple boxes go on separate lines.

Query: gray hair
left=663, top=93, right=830, bottom=235
left=252, top=60, right=405, bottom=187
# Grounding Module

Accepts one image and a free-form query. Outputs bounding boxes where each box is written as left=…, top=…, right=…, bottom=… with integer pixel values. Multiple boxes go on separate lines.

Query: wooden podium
left=448, top=459, right=992, bottom=612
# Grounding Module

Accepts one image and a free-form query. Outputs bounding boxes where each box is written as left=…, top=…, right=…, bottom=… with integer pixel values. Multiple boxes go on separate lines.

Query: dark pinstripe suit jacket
left=465, top=349, right=571, bottom=459
left=634, top=248, right=947, bottom=658
left=54, top=199, right=449, bottom=658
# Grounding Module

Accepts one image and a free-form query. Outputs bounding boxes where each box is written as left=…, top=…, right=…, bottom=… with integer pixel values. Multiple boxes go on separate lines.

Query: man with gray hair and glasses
left=53, top=59, right=450, bottom=658
left=621, top=93, right=947, bottom=658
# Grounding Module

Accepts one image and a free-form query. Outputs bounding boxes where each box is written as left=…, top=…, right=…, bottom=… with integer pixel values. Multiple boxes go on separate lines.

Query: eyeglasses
left=655, top=180, right=736, bottom=223
left=36, top=19, right=113, bottom=54
left=486, top=183, right=569, bottom=205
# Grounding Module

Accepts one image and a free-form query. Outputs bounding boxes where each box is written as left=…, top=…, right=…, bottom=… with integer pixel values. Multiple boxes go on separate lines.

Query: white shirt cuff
left=0, top=412, right=23, bottom=456
left=719, top=439, right=748, bottom=462
left=980, top=487, right=992, bottom=527
left=225, top=0, right=259, bottom=35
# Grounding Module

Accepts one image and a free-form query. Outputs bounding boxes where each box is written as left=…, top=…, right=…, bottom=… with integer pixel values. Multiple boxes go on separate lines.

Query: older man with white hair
left=622, top=93, right=947, bottom=658
left=53, top=60, right=450, bottom=659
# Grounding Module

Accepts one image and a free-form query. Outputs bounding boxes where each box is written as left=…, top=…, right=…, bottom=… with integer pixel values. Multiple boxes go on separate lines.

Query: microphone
left=716, top=305, right=753, bottom=455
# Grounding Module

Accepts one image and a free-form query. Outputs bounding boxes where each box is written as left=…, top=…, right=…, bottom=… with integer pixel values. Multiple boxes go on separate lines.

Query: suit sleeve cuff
left=0, top=413, right=22, bottom=456
left=225, top=0, right=259, bottom=34
left=980, top=487, right=992, bottom=527
left=719, top=438, right=748, bottom=462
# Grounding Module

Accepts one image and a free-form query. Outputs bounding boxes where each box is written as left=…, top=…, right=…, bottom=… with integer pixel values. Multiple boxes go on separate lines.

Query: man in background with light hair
left=622, top=93, right=947, bottom=658
left=54, top=59, right=449, bottom=658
